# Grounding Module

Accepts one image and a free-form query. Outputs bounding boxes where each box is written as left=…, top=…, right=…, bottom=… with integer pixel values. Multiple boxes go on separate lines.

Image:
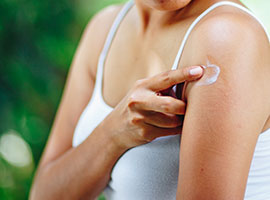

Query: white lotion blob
left=196, top=59, right=220, bottom=86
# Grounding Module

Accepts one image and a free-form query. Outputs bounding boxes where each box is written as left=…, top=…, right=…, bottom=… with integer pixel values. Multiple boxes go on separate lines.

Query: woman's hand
left=101, top=65, right=204, bottom=150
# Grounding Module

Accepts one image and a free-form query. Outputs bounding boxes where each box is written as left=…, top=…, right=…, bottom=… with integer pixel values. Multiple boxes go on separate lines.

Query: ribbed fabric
left=72, top=1, right=270, bottom=199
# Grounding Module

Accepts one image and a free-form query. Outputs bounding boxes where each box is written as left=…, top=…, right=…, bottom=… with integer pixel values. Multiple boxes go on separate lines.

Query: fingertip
left=189, top=66, right=204, bottom=76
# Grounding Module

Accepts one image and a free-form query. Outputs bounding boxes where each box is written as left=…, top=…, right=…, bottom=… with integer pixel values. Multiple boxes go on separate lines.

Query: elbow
left=29, top=167, right=91, bottom=200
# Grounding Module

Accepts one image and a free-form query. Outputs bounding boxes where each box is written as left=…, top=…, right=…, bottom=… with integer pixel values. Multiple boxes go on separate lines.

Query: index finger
left=146, top=66, right=204, bottom=91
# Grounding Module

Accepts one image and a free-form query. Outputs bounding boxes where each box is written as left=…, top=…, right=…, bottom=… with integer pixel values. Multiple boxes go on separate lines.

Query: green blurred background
left=0, top=0, right=269, bottom=199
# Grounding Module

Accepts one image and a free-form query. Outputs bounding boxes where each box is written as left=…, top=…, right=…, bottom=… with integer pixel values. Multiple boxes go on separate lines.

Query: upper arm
left=177, top=11, right=270, bottom=199
left=37, top=4, right=123, bottom=169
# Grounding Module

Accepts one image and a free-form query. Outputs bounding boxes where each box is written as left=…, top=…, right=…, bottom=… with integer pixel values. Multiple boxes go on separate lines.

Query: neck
left=134, top=0, right=183, bottom=33
left=134, top=0, right=216, bottom=35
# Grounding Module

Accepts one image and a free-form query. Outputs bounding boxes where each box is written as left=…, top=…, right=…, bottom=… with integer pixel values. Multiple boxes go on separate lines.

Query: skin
left=177, top=4, right=270, bottom=199
left=30, top=0, right=270, bottom=199
left=29, top=2, right=202, bottom=199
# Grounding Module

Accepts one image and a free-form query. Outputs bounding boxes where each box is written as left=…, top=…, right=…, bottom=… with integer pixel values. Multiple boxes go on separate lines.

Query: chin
left=144, top=0, right=192, bottom=11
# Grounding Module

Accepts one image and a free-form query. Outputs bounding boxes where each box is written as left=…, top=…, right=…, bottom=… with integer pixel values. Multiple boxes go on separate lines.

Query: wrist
left=95, top=119, right=128, bottom=156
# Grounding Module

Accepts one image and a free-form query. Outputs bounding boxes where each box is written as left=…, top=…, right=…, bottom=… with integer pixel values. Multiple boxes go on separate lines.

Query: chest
left=102, top=20, right=192, bottom=108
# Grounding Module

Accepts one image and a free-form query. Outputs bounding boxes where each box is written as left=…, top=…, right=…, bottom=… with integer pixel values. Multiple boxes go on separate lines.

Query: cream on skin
left=196, top=59, right=221, bottom=86
left=180, top=59, right=221, bottom=101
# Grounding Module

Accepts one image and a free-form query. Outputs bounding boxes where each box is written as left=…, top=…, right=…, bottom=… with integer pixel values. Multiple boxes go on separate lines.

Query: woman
left=30, top=0, right=270, bottom=199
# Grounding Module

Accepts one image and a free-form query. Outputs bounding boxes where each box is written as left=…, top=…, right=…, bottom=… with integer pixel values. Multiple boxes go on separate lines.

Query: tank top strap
left=171, top=1, right=270, bottom=70
left=95, top=0, right=134, bottom=94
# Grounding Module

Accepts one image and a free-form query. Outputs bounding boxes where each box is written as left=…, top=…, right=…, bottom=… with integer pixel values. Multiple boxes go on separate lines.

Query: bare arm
left=176, top=11, right=270, bottom=199
left=29, top=5, right=125, bottom=199
left=30, top=3, right=205, bottom=199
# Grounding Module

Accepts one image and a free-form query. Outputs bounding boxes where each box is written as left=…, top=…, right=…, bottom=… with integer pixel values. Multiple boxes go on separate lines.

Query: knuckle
left=130, top=116, right=143, bottom=125
left=127, top=95, right=139, bottom=109
left=160, top=71, right=171, bottom=82
left=134, top=79, right=146, bottom=88
left=161, top=103, right=171, bottom=113
left=161, top=99, right=173, bottom=112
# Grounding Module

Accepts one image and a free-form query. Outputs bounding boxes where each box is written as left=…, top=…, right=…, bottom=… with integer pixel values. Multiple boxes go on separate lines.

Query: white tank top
left=72, top=1, right=270, bottom=199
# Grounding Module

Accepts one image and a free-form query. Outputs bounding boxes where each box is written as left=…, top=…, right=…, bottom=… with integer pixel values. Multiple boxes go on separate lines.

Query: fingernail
left=189, top=66, right=203, bottom=76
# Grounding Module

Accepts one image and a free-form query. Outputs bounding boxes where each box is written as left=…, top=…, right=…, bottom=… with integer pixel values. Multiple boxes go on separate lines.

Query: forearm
left=30, top=123, right=127, bottom=200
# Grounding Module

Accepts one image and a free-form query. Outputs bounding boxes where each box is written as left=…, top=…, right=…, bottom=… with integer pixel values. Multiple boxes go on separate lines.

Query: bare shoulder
left=189, top=3, right=270, bottom=67
left=79, top=3, right=124, bottom=78
left=86, top=3, right=124, bottom=38
left=184, top=4, right=270, bottom=110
